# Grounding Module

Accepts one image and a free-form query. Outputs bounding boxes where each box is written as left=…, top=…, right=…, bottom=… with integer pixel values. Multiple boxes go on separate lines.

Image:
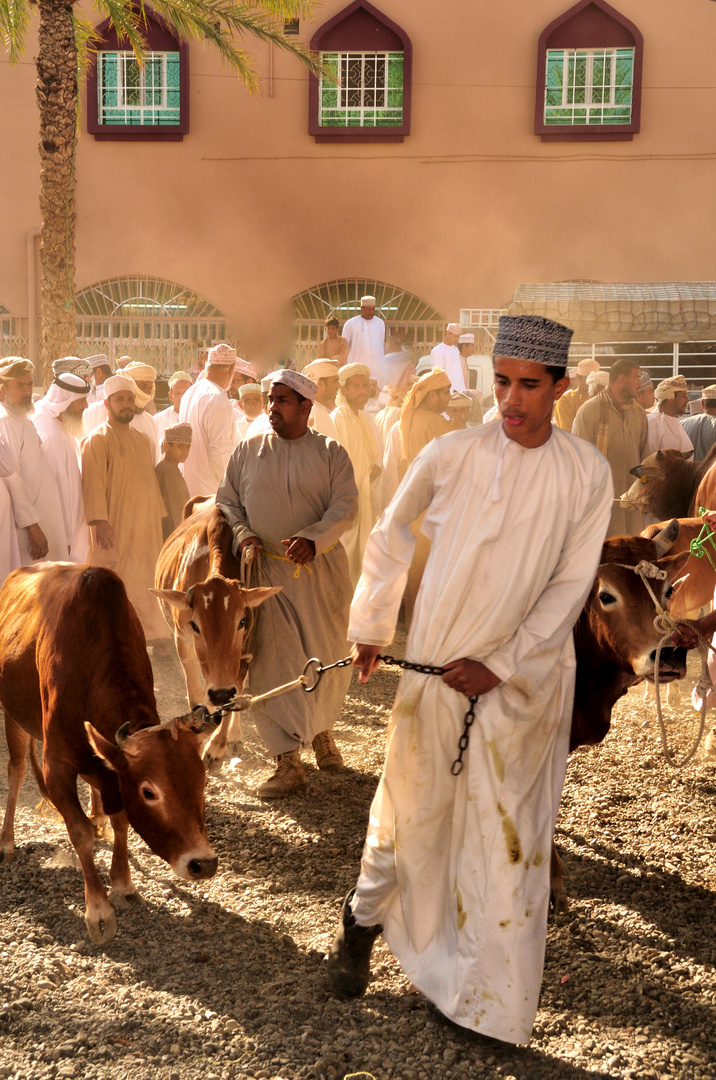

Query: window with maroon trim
left=535, top=0, right=643, bottom=142
left=309, top=1, right=412, bottom=143
left=87, top=11, right=189, bottom=141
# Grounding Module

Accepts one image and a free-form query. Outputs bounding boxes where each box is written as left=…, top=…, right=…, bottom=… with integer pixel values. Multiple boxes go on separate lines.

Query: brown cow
left=153, top=504, right=280, bottom=771
left=0, top=563, right=217, bottom=945
left=551, top=521, right=690, bottom=911
left=641, top=517, right=715, bottom=618
left=619, top=442, right=716, bottom=521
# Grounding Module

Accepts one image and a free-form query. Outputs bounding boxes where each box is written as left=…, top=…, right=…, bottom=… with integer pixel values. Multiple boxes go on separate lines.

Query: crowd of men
left=0, top=302, right=714, bottom=1049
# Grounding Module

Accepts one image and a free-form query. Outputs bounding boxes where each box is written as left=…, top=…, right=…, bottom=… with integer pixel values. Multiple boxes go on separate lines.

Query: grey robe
left=216, top=428, right=358, bottom=755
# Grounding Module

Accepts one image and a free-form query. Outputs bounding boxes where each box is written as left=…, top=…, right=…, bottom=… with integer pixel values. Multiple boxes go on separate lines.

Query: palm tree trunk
left=36, top=0, right=78, bottom=384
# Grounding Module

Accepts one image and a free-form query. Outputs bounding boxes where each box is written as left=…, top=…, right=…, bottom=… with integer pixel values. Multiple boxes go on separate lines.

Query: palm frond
left=0, top=0, right=31, bottom=63
left=93, top=0, right=149, bottom=57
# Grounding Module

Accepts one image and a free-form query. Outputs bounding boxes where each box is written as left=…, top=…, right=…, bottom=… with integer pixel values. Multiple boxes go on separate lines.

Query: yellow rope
left=344, top=1074, right=378, bottom=1080
left=262, top=541, right=338, bottom=578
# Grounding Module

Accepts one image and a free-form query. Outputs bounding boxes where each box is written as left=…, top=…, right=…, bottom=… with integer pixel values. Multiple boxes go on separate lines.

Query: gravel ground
left=1, top=643, right=716, bottom=1080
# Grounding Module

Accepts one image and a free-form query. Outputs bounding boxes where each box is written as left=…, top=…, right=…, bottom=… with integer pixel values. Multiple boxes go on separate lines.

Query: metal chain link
left=195, top=652, right=479, bottom=775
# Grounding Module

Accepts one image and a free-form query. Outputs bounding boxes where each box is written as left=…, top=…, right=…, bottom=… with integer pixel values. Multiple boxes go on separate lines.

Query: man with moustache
left=0, top=357, right=67, bottom=564
left=81, top=374, right=168, bottom=645
left=572, top=357, right=648, bottom=535
left=217, top=370, right=358, bottom=798
left=327, top=315, right=613, bottom=1048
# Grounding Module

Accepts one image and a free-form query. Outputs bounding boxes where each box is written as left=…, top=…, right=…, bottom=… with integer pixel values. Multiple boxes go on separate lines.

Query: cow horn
left=185, top=586, right=195, bottom=608
left=653, top=518, right=680, bottom=556
left=115, top=722, right=132, bottom=748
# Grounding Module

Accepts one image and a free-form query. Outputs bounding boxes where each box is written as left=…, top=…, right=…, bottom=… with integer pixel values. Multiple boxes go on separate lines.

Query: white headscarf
left=34, top=373, right=89, bottom=420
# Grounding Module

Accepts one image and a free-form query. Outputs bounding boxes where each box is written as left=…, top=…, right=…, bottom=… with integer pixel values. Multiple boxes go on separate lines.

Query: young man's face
left=342, top=374, right=370, bottom=410
left=240, top=391, right=263, bottom=420
left=168, top=379, right=192, bottom=409
left=106, top=390, right=136, bottom=423
left=494, top=356, right=569, bottom=448
left=163, top=441, right=191, bottom=464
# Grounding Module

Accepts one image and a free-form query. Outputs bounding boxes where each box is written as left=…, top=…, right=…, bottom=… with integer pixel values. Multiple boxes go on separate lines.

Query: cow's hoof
left=203, top=751, right=226, bottom=775
left=109, top=886, right=144, bottom=910
left=550, top=887, right=569, bottom=915
left=226, top=740, right=244, bottom=759
left=0, top=845, right=15, bottom=866
left=90, top=816, right=111, bottom=839
left=85, top=908, right=118, bottom=945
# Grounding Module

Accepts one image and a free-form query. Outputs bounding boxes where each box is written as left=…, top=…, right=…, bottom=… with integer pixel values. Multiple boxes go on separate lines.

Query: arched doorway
left=293, top=277, right=444, bottom=367
left=75, top=276, right=227, bottom=373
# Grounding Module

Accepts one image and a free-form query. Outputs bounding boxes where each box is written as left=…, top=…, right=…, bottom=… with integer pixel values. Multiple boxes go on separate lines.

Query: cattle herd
left=0, top=500, right=710, bottom=947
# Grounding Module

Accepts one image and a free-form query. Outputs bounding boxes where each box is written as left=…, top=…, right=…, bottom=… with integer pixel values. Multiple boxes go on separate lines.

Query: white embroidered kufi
left=234, top=358, right=258, bottom=378
left=261, top=370, right=280, bottom=392
left=164, top=422, right=192, bottom=444
left=207, top=343, right=237, bottom=366
left=169, top=370, right=193, bottom=387
left=360, top=295, right=376, bottom=306
left=103, top=375, right=136, bottom=399
left=271, top=369, right=317, bottom=402
left=654, top=375, right=688, bottom=403
left=701, top=384, right=716, bottom=399
left=238, top=382, right=262, bottom=398
left=446, top=322, right=462, bottom=336
left=458, top=333, right=474, bottom=344
left=303, top=360, right=340, bottom=380
left=86, top=354, right=111, bottom=370
left=338, top=363, right=370, bottom=384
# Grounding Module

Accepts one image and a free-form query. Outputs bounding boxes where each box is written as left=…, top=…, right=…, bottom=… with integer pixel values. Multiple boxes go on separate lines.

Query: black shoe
left=327, top=889, right=383, bottom=999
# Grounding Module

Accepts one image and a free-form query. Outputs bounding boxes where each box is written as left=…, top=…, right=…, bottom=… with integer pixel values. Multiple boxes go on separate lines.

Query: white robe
left=430, top=342, right=466, bottom=392
left=0, top=413, right=21, bottom=585
left=331, top=404, right=383, bottom=586
left=32, top=412, right=88, bottom=561
left=154, top=405, right=180, bottom=441
left=348, top=423, right=613, bottom=1044
left=87, top=383, right=106, bottom=405
left=647, top=410, right=694, bottom=455
left=342, top=314, right=386, bottom=386
left=0, top=406, right=68, bottom=564
left=308, top=400, right=339, bottom=442
left=179, top=378, right=237, bottom=498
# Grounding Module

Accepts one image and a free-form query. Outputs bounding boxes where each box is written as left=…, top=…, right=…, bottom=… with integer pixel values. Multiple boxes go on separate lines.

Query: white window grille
left=98, top=51, right=181, bottom=126
left=545, top=47, right=634, bottom=126
left=319, top=52, right=404, bottom=127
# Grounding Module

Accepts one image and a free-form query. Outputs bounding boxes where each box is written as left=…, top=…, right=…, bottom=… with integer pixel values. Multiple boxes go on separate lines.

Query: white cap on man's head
left=207, top=343, right=237, bottom=366
left=458, top=333, right=474, bottom=345
left=446, top=322, right=462, bottom=336
left=360, top=295, right=376, bottom=306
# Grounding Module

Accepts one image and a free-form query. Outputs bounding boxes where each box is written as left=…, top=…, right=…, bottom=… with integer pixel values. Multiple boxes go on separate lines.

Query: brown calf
left=0, top=563, right=217, bottom=945
left=153, top=505, right=279, bottom=770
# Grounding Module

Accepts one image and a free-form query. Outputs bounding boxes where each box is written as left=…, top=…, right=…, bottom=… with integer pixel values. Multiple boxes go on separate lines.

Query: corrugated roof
left=507, top=282, right=716, bottom=342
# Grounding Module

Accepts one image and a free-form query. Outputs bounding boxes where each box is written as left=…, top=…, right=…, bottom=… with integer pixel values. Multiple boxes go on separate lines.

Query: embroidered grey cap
left=493, top=315, right=573, bottom=367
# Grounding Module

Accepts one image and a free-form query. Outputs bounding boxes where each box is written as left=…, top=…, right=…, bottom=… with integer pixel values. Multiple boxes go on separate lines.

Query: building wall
left=1, top=0, right=716, bottom=364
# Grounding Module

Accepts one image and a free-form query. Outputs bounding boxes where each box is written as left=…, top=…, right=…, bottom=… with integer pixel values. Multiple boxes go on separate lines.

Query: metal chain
left=192, top=651, right=479, bottom=773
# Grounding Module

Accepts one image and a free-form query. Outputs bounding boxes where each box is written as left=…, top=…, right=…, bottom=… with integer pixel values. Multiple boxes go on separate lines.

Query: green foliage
left=0, top=0, right=324, bottom=90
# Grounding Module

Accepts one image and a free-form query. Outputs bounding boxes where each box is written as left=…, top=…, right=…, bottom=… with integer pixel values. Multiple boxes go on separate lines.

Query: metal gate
left=75, top=277, right=228, bottom=375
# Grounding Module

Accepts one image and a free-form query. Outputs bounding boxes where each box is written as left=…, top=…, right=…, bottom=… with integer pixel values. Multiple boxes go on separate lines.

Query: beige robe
left=331, top=403, right=383, bottom=586
left=216, top=429, right=358, bottom=756
left=81, top=423, right=168, bottom=640
left=572, top=390, right=648, bottom=536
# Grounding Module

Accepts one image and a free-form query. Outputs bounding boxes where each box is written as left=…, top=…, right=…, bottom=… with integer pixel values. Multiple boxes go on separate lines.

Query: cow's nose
left=649, top=646, right=685, bottom=668
left=188, top=855, right=218, bottom=880
left=207, top=686, right=237, bottom=706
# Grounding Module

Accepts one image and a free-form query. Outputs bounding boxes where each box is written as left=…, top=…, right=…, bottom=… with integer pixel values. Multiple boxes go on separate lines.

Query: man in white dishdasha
left=327, top=315, right=613, bottom=1047
left=216, top=370, right=358, bottom=798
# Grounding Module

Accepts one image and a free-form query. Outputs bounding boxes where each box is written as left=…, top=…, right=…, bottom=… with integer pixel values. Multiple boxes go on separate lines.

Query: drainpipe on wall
left=27, top=228, right=41, bottom=365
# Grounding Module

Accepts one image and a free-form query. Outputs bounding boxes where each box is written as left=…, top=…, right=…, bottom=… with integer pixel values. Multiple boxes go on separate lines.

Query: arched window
left=87, top=8, right=189, bottom=140
left=293, top=278, right=443, bottom=365
left=308, top=1, right=412, bottom=142
left=75, top=277, right=226, bottom=372
left=535, top=0, right=643, bottom=141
